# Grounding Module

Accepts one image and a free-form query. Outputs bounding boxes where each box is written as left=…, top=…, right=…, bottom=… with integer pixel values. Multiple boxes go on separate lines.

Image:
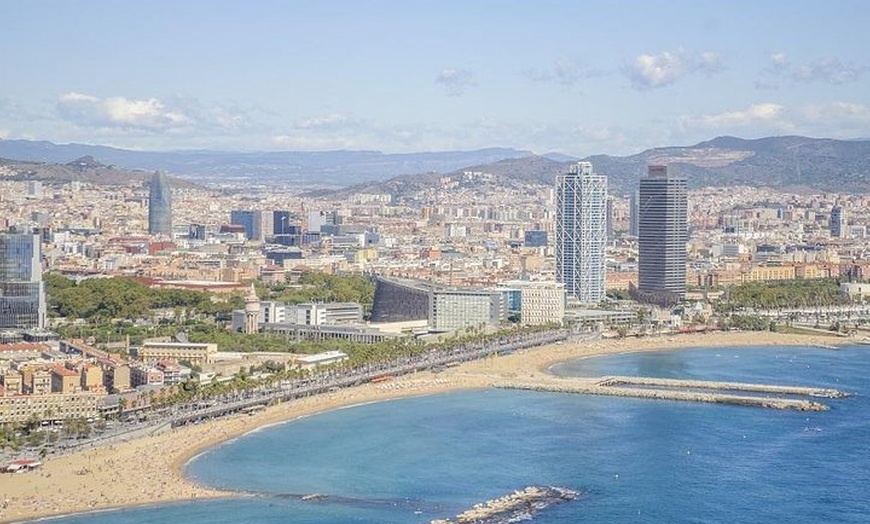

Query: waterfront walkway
left=493, top=375, right=849, bottom=411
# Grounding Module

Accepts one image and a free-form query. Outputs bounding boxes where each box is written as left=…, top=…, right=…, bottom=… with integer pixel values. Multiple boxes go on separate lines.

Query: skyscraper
left=638, top=165, right=687, bottom=300
left=148, top=171, right=172, bottom=235
left=0, top=233, right=46, bottom=329
left=555, top=161, right=608, bottom=303
left=830, top=206, right=847, bottom=238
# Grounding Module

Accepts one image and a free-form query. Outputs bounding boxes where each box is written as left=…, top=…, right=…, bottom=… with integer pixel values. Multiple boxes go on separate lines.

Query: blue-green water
left=41, top=345, right=870, bottom=523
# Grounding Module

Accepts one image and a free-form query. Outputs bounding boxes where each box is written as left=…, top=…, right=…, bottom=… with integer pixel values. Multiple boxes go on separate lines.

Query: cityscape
left=1, top=2, right=869, bottom=524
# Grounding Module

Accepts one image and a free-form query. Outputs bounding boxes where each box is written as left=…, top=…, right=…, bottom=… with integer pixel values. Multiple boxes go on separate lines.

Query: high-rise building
left=231, top=210, right=263, bottom=241
left=637, top=165, right=687, bottom=300
left=629, top=190, right=640, bottom=237
left=0, top=233, right=46, bottom=329
left=148, top=171, right=172, bottom=235
left=830, top=206, right=847, bottom=238
left=555, top=161, right=608, bottom=303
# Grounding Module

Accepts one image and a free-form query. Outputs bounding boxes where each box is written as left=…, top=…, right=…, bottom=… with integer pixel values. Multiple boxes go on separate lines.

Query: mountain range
left=1, top=136, right=868, bottom=195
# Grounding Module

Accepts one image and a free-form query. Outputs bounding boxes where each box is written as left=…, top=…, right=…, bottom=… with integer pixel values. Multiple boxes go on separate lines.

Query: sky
left=1, top=0, right=869, bottom=156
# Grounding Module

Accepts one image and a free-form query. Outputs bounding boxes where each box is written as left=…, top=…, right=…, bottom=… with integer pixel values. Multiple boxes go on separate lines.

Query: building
left=0, top=393, right=102, bottom=424
left=830, top=206, right=847, bottom=238
left=284, top=302, right=363, bottom=326
left=430, top=289, right=505, bottom=332
left=555, top=161, right=608, bottom=303
left=500, top=280, right=565, bottom=326
left=134, top=341, right=217, bottom=366
left=0, top=233, right=46, bottom=329
left=523, top=230, right=548, bottom=248
left=370, top=276, right=431, bottom=323
left=244, top=283, right=260, bottom=334
left=231, top=210, right=264, bottom=241
left=148, top=171, right=172, bottom=235
left=294, top=350, right=348, bottom=371
left=637, top=165, right=688, bottom=302
left=629, top=190, right=640, bottom=237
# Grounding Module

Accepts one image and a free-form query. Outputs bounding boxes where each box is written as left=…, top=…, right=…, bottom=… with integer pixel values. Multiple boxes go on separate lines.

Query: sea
left=40, top=344, right=870, bottom=523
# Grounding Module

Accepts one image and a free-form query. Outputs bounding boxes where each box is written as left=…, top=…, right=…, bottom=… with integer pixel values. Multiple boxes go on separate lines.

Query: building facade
left=555, top=161, right=608, bottom=303
left=231, top=210, right=264, bottom=241
left=0, top=233, right=46, bottom=329
left=637, top=165, right=688, bottom=300
left=148, top=171, right=172, bottom=235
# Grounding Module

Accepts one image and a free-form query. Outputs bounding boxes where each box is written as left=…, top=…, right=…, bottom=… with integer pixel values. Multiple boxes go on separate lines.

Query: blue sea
left=42, top=344, right=870, bottom=523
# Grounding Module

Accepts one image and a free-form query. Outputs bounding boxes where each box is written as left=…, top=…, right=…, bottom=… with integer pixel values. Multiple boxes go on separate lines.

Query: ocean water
left=41, top=344, right=870, bottom=523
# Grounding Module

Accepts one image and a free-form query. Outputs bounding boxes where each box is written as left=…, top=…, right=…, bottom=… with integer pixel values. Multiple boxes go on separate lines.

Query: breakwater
left=493, top=375, right=849, bottom=411
left=430, top=486, right=579, bottom=524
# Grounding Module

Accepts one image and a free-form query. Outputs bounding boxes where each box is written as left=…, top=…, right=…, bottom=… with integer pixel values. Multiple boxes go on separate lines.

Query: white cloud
left=57, top=92, right=191, bottom=130
left=760, top=54, right=867, bottom=86
left=435, top=68, right=477, bottom=96
left=799, top=102, right=870, bottom=128
left=520, top=57, right=602, bottom=86
left=271, top=134, right=357, bottom=150
left=295, top=113, right=353, bottom=130
left=691, top=103, right=785, bottom=128
left=627, top=49, right=723, bottom=89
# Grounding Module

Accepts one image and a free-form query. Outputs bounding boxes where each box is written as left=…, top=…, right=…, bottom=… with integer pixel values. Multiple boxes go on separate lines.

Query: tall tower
left=629, top=190, right=640, bottom=237
left=555, top=161, right=608, bottom=303
left=244, top=283, right=260, bottom=334
left=0, top=233, right=46, bottom=329
left=638, top=165, right=687, bottom=299
left=148, top=171, right=172, bottom=236
left=830, top=206, right=847, bottom=238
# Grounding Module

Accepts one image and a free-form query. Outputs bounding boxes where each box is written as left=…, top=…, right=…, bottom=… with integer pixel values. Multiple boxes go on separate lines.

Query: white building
left=430, top=289, right=505, bottom=332
left=555, top=161, right=608, bottom=303
left=501, top=280, right=566, bottom=326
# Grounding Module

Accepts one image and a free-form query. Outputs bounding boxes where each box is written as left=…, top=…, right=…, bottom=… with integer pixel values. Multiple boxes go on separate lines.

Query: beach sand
left=0, top=331, right=851, bottom=523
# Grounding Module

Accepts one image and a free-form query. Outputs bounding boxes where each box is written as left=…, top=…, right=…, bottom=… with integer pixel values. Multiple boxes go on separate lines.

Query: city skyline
left=1, top=1, right=868, bottom=156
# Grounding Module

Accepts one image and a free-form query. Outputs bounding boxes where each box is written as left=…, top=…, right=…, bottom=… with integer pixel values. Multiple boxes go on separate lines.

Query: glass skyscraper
left=0, top=233, right=46, bottom=329
left=638, top=165, right=687, bottom=299
left=148, top=171, right=172, bottom=235
left=555, top=161, right=608, bottom=303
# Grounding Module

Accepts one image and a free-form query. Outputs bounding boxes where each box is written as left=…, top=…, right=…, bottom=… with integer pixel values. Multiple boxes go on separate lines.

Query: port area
left=493, top=375, right=849, bottom=411
left=430, top=486, right=579, bottom=524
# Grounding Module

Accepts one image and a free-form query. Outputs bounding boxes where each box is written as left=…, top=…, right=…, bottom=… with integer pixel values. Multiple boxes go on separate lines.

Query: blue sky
left=1, top=0, right=868, bottom=155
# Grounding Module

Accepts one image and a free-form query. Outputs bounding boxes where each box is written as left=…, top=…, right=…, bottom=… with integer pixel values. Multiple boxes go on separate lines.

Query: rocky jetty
left=430, top=485, right=579, bottom=524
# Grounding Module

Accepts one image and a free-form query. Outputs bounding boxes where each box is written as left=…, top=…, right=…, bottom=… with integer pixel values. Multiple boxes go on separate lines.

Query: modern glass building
left=230, top=210, right=263, bottom=241
left=0, top=234, right=46, bottom=329
left=638, top=165, right=688, bottom=299
left=555, top=161, right=608, bottom=303
left=148, top=171, right=172, bottom=235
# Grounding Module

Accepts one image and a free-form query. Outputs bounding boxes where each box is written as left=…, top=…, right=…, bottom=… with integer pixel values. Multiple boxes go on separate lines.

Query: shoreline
left=0, top=331, right=856, bottom=523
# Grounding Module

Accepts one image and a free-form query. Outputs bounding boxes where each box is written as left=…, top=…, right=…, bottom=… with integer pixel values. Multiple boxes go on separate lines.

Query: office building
left=0, top=233, right=46, bottom=329
left=555, top=161, right=608, bottom=303
left=148, top=171, right=172, bottom=235
left=231, top=210, right=263, bottom=241
left=637, top=165, right=687, bottom=301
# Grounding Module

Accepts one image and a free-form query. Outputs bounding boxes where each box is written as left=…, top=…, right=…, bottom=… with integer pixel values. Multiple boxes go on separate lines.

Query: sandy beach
left=0, top=331, right=853, bottom=523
